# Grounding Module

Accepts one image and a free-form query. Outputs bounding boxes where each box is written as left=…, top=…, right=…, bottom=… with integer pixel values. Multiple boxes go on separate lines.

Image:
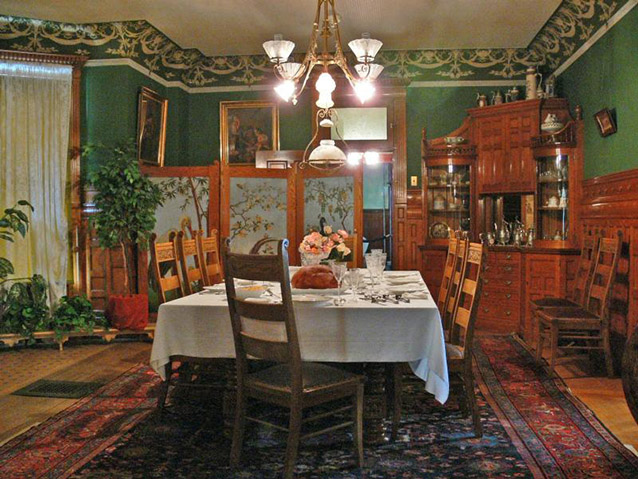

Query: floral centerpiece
left=299, top=224, right=352, bottom=265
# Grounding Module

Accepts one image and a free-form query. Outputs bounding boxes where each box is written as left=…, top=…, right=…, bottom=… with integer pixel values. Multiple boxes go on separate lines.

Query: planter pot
left=106, top=294, right=148, bottom=331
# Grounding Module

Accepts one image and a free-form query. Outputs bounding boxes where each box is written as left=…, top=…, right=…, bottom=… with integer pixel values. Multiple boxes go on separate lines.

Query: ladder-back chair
left=222, top=239, right=364, bottom=479
left=198, top=229, right=223, bottom=285
left=150, top=232, right=184, bottom=304
left=442, top=238, right=469, bottom=334
left=530, top=232, right=599, bottom=313
left=437, top=236, right=460, bottom=314
left=536, top=232, right=622, bottom=377
left=343, top=232, right=360, bottom=268
left=176, top=230, right=206, bottom=295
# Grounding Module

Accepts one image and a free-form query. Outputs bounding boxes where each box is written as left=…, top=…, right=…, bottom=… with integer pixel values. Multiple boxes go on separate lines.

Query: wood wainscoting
left=581, top=167, right=638, bottom=368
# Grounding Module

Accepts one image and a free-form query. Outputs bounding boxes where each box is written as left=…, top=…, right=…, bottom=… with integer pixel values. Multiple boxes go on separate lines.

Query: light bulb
left=316, top=91, right=334, bottom=109
left=354, top=81, right=375, bottom=103
left=364, top=151, right=380, bottom=165
left=347, top=152, right=363, bottom=165
left=315, top=72, right=336, bottom=94
left=275, top=80, right=295, bottom=101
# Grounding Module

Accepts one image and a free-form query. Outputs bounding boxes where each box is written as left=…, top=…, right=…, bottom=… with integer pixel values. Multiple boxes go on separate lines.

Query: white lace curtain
left=0, top=60, right=73, bottom=302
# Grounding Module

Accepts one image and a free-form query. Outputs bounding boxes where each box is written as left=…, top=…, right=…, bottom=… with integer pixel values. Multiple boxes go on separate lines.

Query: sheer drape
left=0, top=61, right=72, bottom=302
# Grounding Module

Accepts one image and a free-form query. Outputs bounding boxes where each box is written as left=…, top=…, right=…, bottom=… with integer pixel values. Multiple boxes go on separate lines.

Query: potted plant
left=86, top=140, right=163, bottom=330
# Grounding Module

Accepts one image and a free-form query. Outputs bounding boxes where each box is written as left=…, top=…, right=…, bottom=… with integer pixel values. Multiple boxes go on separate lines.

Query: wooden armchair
left=442, top=239, right=469, bottom=334
left=197, top=229, right=223, bottom=285
left=437, top=236, right=460, bottom=315
left=222, top=239, right=364, bottom=479
left=176, top=230, right=206, bottom=295
left=535, top=232, right=622, bottom=377
left=150, top=232, right=184, bottom=304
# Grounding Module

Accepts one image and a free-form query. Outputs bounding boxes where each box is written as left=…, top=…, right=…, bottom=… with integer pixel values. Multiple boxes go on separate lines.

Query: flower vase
left=300, top=251, right=329, bottom=266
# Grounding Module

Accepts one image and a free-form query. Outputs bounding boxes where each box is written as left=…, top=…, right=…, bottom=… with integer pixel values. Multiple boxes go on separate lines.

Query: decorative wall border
left=0, top=0, right=634, bottom=88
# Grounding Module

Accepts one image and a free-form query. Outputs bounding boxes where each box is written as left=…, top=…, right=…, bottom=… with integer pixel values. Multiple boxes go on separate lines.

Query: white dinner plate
left=292, top=288, right=339, bottom=296
left=293, top=295, right=331, bottom=305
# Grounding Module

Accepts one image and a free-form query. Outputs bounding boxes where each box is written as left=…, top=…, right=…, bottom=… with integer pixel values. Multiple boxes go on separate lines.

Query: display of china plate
left=291, top=287, right=339, bottom=296
left=429, top=222, right=449, bottom=239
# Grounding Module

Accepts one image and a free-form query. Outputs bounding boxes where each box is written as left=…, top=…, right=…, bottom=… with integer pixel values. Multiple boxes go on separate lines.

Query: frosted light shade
left=315, top=72, right=336, bottom=94
left=263, top=34, right=295, bottom=63
left=277, top=62, right=304, bottom=80
left=316, top=91, right=334, bottom=109
left=348, top=33, right=382, bottom=62
left=274, top=80, right=296, bottom=101
left=354, top=63, right=384, bottom=80
left=309, top=140, right=346, bottom=162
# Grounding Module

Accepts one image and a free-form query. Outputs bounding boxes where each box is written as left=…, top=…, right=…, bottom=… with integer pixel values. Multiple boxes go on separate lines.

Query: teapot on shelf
left=476, top=93, right=488, bottom=108
left=491, top=90, right=504, bottom=105
left=496, top=221, right=510, bottom=245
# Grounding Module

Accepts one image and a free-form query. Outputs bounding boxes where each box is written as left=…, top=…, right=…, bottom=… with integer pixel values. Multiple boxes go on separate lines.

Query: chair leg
left=158, top=361, right=172, bottom=412
left=390, top=364, right=403, bottom=441
left=549, top=323, right=559, bottom=376
left=353, top=383, right=364, bottom=467
left=230, top=391, right=246, bottom=467
left=602, top=325, right=615, bottom=378
left=284, top=404, right=303, bottom=479
left=536, top=317, right=545, bottom=363
left=463, top=364, right=482, bottom=438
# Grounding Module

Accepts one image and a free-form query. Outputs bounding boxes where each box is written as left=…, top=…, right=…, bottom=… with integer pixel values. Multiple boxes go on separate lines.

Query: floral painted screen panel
left=151, top=177, right=210, bottom=241
left=304, top=176, right=354, bottom=234
left=229, top=177, right=287, bottom=254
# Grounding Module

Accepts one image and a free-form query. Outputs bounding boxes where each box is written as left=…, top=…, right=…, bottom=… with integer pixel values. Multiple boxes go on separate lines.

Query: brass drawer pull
left=506, top=311, right=512, bottom=316
left=504, top=280, right=512, bottom=286
left=505, top=293, right=512, bottom=299
left=483, top=307, right=489, bottom=313
left=484, top=265, right=490, bottom=271
left=484, top=291, right=489, bottom=297
left=506, top=254, right=512, bottom=260
left=484, top=279, right=489, bottom=284
left=503, top=266, right=513, bottom=272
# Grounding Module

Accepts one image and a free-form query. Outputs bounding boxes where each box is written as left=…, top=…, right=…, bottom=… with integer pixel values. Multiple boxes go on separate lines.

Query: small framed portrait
left=137, top=87, right=168, bottom=166
left=220, top=101, right=279, bottom=165
left=594, top=108, right=617, bottom=137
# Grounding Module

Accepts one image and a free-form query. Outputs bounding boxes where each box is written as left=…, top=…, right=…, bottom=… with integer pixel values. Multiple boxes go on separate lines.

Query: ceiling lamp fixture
left=263, top=0, right=383, bottom=169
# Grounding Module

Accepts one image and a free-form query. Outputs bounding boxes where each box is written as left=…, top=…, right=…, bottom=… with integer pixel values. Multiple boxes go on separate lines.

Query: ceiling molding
left=0, top=1, right=631, bottom=89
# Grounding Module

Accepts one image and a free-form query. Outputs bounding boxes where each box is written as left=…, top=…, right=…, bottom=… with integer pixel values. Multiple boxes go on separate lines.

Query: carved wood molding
left=581, top=168, right=638, bottom=219
left=0, top=49, right=88, bottom=66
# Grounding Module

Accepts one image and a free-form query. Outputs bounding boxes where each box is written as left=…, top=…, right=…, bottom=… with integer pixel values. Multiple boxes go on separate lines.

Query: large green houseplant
left=86, top=140, right=162, bottom=330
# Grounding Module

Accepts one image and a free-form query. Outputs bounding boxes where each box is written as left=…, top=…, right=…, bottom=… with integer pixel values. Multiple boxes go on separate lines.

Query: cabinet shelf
left=430, top=209, right=470, bottom=213
left=538, top=179, right=568, bottom=185
left=427, top=183, right=471, bottom=189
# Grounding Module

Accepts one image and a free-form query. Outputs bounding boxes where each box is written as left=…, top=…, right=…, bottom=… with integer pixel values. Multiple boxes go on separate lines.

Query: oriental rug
left=1, top=336, right=637, bottom=478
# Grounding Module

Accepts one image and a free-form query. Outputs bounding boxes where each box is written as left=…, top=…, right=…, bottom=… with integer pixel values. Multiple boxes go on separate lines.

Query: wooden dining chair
left=389, top=241, right=485, bottom=439
left=222, top=239, right=364, bottom=479
left=442, top=238, right=469, bottom=334
left=197, top=228, right=223, bottom=285
left=343, top=232, right=359, bottom=268
left=150, top=232, right=185, bottom=304
left=248, top=236, right=279, bottom=254
left=530, top=231, right=599, bottom=313
left=176, top=230, right=206, bottom=295
left=536, top=232, right=622, bottom=377
left=437, top=235, right=460, bottom=314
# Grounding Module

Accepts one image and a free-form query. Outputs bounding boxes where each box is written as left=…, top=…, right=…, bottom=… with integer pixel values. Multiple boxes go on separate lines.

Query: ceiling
left=1, top=0, right=562, bottom=57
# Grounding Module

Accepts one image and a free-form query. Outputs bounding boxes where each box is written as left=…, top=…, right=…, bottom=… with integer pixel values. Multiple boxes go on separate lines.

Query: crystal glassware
left=344, top=268, right=363, bottom=302
left=330, top=261, right=348, bottom=306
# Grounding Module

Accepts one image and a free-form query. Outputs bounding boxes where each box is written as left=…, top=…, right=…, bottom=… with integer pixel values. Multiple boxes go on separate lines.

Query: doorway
left=363, top=162, right=393, bottom=268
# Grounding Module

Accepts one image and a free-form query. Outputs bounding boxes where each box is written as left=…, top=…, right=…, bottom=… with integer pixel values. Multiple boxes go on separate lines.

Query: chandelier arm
left=301, top=109, right=324, bottom=169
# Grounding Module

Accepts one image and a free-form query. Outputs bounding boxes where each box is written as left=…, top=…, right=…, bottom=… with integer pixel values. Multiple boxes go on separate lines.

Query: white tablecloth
left=150, top=271, right=449, bottom=403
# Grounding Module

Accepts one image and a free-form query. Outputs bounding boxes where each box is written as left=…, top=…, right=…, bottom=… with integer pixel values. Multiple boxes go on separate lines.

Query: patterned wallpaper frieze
left=0, top=0, right=631, bottom=87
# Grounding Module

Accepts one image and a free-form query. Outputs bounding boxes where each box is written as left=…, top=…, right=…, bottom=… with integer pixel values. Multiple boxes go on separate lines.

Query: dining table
left=150, top=269, right=449, bottom=444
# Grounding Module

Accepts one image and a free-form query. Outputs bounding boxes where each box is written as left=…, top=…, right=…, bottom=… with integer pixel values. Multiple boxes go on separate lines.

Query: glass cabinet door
left=426, top=164, right=471, bottom=239
left=536, top=154, right=569, bottom=240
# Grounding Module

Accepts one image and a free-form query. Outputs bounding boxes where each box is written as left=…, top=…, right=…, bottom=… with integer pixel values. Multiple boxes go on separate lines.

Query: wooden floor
left=0, top=339, right=637, bottom=454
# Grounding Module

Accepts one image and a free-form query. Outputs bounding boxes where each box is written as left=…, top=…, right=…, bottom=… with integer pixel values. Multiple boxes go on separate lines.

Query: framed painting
left=594, top=108, right=617, bottom=137
left=220, top=100, right=279, bottom=165
left=137, top=87, right=168, bottom=166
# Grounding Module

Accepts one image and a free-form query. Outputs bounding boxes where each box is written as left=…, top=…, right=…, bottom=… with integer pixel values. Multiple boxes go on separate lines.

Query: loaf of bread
left=291, top=265, right=337, bottom=289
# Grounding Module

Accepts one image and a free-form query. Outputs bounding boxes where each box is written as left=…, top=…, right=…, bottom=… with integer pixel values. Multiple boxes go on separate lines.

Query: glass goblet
left=330, top=261, right=348, bottom=306
left=345, top=268, right=363, bottom=302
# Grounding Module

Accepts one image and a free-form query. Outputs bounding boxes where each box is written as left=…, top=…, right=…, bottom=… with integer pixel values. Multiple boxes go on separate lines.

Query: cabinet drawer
left=482, top=289, right=519, bottom=303
left=482, top=276, right=519, bottom=291
left=477, top=303, right=520, bottom=321
left=492, top=252, right=521, bottom=264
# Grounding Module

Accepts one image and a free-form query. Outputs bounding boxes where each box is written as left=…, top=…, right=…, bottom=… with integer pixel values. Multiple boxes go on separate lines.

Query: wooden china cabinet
left=419, top=99, right=582, bottom=342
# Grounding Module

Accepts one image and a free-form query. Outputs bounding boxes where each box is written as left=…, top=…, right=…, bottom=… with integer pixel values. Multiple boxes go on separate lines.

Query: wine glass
left=344, top=268, right=363, bottom=302
left=330, top=262, right=348, bottom=306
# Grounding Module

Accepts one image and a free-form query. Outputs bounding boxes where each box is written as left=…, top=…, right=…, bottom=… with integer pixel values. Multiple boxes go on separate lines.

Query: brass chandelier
left=262, top=0, right=383, bottom=169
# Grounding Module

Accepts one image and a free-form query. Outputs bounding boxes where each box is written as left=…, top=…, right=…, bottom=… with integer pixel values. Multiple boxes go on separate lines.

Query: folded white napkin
left=404, top=291, right=429, bottom=300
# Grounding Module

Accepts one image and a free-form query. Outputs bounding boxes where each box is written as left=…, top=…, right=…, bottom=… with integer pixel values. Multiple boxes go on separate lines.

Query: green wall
left=82, top=66, right=480, bottom=186
left=560, top=5, right=638, bottom=178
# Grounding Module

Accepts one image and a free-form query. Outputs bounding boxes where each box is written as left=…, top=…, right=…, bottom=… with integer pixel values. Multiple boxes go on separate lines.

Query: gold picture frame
left=137, top=87, right=168, bottom=166
left=594, top=108, right=617, bottom=137
left=220, top=100, right=279, bottom=165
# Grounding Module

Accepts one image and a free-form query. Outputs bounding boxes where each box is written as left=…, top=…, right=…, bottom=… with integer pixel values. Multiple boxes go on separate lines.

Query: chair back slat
left=198, top=229, right=223, bottom=286
left=449, top=242, right=485, bottom=355
left=150, top=232, right=184, bottom=304
left=443, top=239, right=468, bottom=332
left=223, top=239, right=303, bottom=393
left=437, top=236, right=460, bottom=313
left=571, top=233, right=600, bottom=305
left=240, top=333, right=291, bottom=363
left=343, top=233, right=360, bottom=268
left=585, top=233, right=622, bottom=318
left=177, top=230, right=205, bottom=295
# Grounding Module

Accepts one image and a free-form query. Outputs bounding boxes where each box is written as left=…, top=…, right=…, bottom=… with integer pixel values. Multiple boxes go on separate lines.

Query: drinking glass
left=344, top=268, right=363, bottom=302
left=330, top=262, right=348, bottom=306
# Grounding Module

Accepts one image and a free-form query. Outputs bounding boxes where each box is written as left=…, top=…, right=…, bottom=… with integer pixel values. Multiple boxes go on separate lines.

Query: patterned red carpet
left=0, top=336, right=637, bottom=478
